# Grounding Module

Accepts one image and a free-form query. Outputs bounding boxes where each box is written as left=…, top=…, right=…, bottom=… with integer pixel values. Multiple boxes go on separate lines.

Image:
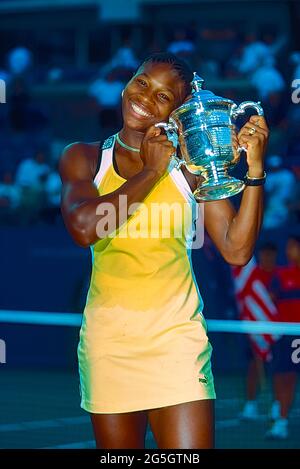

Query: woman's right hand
left=140, top=125, right=175, bottom=179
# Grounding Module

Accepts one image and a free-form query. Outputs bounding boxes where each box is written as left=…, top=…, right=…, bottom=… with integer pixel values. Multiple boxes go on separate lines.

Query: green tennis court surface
left=0, top=368, right=299, bottom=449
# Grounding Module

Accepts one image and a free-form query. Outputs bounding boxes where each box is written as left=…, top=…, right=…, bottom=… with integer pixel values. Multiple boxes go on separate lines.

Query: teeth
left=131, top=102, right=152, bottom=117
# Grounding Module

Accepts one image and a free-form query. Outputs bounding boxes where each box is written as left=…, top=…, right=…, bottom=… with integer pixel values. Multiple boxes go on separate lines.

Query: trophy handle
left=154, top=122, right=184, bottom=169
left=154, top=121, right=177, bottom=133
left=230, top=101, right=264, bottom=153
left=230, top=101, right=264, bottom=120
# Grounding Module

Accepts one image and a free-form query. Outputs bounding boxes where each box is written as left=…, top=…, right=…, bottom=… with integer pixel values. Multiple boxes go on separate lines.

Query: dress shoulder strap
left=168, top=158, right=195, bottom=204
left=93, top=134, right=116, bottom=187
left=93, top=140, right=102, bottom=179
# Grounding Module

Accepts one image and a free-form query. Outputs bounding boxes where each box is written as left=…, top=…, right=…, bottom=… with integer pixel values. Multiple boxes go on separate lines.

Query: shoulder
left=60, top=141, right=99, bottom=162
left=59, top=141, right=100, bottom=182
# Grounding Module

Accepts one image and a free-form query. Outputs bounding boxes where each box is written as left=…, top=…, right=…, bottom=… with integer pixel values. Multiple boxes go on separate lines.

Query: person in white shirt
left=238, top=31, right=286, bottom=76
left=15, top=150, right=50, bottom=223
left=263, top=155, right=296, bottom=230
left=15, top=151, right=50, bottom=188
left=89, top=72, right=124, bottom=108
left=89, top=70, right=124, bottom=134
left=250, top=56, right=285, bottom=100
left=167, top=28, right=196, bottom=57
left=100, top=40, right=139, bottom=77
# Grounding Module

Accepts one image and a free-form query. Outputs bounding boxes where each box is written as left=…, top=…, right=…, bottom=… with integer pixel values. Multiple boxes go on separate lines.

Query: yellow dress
left=78, top=134, right=216, bottom=413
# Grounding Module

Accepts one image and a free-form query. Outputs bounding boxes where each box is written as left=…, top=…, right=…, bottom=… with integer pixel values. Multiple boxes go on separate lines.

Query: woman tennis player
left=59, top=52, right=269, bottom=449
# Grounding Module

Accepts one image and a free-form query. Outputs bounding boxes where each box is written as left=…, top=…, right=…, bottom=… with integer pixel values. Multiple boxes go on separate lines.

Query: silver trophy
left=155, top=73, right=264, bottom=201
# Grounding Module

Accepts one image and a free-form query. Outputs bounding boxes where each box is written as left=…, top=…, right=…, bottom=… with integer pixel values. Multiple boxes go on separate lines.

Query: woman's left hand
left=232, top=115, right=269, bottom=177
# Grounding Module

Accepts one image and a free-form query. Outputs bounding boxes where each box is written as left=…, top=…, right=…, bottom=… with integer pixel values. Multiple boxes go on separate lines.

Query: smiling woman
left=59, top=51, right=268, bottom=449
left=60, top=52, right=217, bottom=449
left=120, top=54, right=192, bottom=136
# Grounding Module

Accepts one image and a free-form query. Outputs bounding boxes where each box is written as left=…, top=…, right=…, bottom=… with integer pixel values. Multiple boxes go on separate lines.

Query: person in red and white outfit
left=232, top=242, right=279, bottom=420
left=266, top=235, right=300, bottom=439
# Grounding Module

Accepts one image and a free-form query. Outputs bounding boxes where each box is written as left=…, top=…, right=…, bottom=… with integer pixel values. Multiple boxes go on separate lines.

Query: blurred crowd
left=0, top=24, right=299, bottom=231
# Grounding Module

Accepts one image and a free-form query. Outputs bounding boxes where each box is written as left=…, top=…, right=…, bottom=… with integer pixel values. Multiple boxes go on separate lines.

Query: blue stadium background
left=0, top=0, right=299, bottom=449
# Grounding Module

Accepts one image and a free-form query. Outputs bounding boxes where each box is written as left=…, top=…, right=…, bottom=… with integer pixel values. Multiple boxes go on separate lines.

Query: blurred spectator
left=7, top=46, right=33, bottom=78
left=15, top=150, right=50, bottom=224
left=237, top=31, right=286, bottom=76
left=237, top=244, right=279, bottom=421
left=167, top=28, right=196, bottom=61
left=261, top=29, right=287, bottom=57
left=266, top=235, right=300, bottom=439
left=263, top=155, right=296, bottom=230
left=101, top=39, right=139, bottom=79
left=0, top=171, right=21, bottom=224
left=15, top=150, right=50, bottom=188
left=88, top=70, right=123, bottom=136
left=89, top=71, right=123, bottom=108
left=250, top=56, right=285, bottom=100
left=112, top=41, right=139, bottom=70
left=236, top=32, right=270, bottom=75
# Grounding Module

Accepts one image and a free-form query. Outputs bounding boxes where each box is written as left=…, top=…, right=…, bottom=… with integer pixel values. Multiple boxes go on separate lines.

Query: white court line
left=1, top=310, right=300, bottom=335
left=0, top=311, right=82, bottom=326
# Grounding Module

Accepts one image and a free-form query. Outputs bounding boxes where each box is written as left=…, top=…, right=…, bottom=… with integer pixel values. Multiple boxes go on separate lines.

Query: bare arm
left=59, top=126, right=174, bottom=247
left=204, top=185, right=263, bottom=265
left=203, top=115, right=268, bottom=266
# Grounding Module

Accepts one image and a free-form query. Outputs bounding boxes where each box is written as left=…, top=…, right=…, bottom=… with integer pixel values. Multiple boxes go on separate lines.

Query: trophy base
left=193, top=176, right=245, bottom=201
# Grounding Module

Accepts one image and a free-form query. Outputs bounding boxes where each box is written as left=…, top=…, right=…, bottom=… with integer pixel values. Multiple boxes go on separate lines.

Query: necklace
left=116, top=132, right=140, bottom=153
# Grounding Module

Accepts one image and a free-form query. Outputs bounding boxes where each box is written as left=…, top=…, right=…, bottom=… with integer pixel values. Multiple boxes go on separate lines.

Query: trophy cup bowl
left=155, top=73, right=264, bottom=201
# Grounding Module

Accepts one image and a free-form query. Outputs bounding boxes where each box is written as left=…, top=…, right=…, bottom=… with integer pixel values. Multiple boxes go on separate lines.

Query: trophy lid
left=174, top=71, right=234, bottom=110
left=191, top=72, right=217, bottom=100
left=169, top=71, right=235, bottom=121
left=191, top=72, right=204, bottom=92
